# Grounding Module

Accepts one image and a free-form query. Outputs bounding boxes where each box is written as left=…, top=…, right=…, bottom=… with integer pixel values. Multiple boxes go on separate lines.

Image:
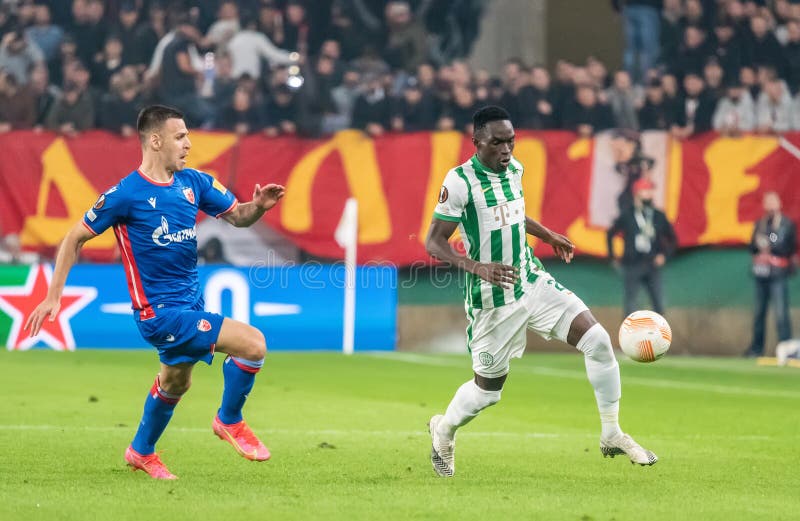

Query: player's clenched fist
left=472, top=262, right=519, bottom=289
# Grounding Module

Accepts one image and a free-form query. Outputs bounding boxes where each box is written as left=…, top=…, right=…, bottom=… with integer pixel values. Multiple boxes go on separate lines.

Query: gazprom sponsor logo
left=152, top=216, right=197, bottom=246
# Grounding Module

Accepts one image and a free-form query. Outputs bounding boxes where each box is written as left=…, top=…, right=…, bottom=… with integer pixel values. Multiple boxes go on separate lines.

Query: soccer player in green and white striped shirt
left=424, top=106, right=657, bottom=477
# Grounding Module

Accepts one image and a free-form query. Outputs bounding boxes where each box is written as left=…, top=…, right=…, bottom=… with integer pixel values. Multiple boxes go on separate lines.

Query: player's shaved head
left=137, top=105, right=185, bottom=144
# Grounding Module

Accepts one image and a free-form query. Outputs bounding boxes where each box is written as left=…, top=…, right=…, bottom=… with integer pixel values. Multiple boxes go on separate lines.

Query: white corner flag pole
left=334, top=198, right=358, bottom=355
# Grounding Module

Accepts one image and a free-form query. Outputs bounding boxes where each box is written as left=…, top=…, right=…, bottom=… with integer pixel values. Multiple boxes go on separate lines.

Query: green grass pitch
left=1, top=350, right=798, bottom=521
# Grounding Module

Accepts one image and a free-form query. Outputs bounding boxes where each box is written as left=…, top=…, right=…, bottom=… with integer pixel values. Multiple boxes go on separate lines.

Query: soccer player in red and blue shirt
left=25, top=105, right=285, bottom=480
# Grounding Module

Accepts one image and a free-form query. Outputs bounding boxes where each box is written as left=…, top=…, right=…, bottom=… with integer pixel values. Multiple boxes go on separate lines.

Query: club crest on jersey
left=183, top=187, right=195, bottom=204
left=438, top=186, right=449, bottom=203
left=93, top=194, right=106, bottom=210
left=197, top=319, right=212, bottom=332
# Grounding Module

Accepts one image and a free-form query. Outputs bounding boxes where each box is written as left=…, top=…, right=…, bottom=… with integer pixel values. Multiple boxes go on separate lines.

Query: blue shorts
left=136, top=304, right=225, bottom=366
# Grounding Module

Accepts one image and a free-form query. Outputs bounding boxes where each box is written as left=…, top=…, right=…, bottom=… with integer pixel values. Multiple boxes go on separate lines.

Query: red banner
left=1, top=130, right=798, bottom=264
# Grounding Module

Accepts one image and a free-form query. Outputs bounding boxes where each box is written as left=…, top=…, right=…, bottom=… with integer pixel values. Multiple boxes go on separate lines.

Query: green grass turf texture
left=1, top=350, right=798, bottom=521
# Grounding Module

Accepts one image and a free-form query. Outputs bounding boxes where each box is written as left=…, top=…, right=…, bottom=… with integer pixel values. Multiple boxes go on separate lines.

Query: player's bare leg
left=429, top=373, right=505, bottom=477
left=568, top=310, right=657, bottom=466
left=126, top=362, right=193, bottom=479
left=212, top=318, right=270, bottom=461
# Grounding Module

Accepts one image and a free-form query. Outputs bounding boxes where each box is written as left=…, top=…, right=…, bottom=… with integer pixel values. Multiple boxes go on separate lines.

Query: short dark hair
left=472, top=105, right=511, bottom=133
left=136, top=104, right=184, bottom=142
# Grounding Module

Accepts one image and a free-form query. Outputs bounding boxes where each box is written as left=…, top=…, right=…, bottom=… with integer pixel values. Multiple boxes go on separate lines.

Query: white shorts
left=467, top=272, right=588, bottom=378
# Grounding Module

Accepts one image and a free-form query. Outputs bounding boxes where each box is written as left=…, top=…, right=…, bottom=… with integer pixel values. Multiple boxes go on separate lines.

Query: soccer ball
left=618, top=310, right=672, bottom=363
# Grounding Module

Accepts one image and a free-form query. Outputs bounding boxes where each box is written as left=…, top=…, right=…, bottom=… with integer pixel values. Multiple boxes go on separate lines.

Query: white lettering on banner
left=204, top=270, right=250, bottom=324
left=152, top=216, right=197, bottom=246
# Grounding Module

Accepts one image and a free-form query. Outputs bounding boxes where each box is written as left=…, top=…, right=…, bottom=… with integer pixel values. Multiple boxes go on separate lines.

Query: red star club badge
left=0, top=264, right=97, bottom=351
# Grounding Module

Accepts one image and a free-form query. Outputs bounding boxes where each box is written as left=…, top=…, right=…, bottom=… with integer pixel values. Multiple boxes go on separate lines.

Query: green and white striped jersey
left=433, top=154, right=543, bottom=310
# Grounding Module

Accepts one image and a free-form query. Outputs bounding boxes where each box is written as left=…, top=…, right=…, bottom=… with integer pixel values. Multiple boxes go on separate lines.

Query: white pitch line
left=0, top=425, right=777, bottom=441
left=369, top=353, right=800, bottom=399
left=625, top=357, right=790, bottom=374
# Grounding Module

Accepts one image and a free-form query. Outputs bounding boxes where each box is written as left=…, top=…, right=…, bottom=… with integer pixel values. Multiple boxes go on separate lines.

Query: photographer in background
left=744, top=192, right=797, bottom=358
left=607, top=178, right=677, bottom=317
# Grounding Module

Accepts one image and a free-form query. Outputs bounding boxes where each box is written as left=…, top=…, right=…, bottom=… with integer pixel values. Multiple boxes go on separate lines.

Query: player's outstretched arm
left=525, top=216, right=574, bottom=263
left=24, top=221, right=96, bottom=337
left=222, top=183, right=286, bottom=227
left=425, top=218, right=519, bottom=289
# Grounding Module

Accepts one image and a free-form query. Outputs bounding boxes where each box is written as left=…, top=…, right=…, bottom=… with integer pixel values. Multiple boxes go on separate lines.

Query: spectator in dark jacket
left=783, top=20, right=800, bottom=94
left=113, top=2, right=142, bottom=68
left=98, top=67, right=140, bottom=137
left=671, top=24, right=710, bottom=78
left=659, top=0, right=683, bottom=69
left=264, top=86, right=299, bottom=137
left=711, top=22, right=745, bottom=80
left=48, top=34, right=77, bottom=89
left=638, top=78, right=676, bottom=130
left=561, top=84, right=614, bottom=136
left=514, top=65, right=557, bottom=129
left=132, top=2, right=167, bottom=69
left=91, top=35, right=125, bottom=90
left=29, top=64, right=60, bottom=128
left=220, top=86, right=263, bottom=135
left=156, top=23, right=214, bottom=128
left=438, top=85, right=477, bottom=133
left=352, top=74, right=392, bottom=137
left=72, top=0, right=107, bottom=68
left=44, top=81, right=94, bottom=135
left=672, top=72, right=716, bottom=137
left=391, top=77, right=438, bottom=132
left=745, top=14, right=785, bottom=76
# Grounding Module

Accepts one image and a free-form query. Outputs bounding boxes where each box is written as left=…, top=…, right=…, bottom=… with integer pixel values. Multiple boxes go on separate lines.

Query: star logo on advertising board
left=0, top=264, right=97, bottom=351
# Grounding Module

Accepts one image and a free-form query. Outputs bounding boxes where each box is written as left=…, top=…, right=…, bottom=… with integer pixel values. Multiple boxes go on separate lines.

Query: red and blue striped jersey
left=82, top=169, right=237, bottom=319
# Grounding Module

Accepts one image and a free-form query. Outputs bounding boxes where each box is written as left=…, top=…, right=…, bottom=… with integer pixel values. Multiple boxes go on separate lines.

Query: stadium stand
left=4, top=0, right=800, bottom=137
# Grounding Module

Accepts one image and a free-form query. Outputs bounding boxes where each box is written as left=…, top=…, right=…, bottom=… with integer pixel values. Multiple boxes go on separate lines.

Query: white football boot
left=600, top=432, right=658, bottom=466
left=428, top=414, right=455, bottom=477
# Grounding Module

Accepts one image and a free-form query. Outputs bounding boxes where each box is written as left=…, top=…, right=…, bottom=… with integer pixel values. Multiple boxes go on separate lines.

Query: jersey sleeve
left=82, top=184, right=128, bottom=235
left=196, top=171, right=238, bottom=218
left=432, top=170, right=469, bottom=222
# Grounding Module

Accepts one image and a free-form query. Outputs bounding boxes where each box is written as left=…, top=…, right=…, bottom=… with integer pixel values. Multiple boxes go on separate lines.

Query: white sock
left=437, top=379, right=501, bottom=437
left=577, top=323, right=622, bottom=439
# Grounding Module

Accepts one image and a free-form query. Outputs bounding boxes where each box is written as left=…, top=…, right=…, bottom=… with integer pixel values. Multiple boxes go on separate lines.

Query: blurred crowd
left=3, top=0, right=800, bottom=139
left=0, top=0, right=485, bottom=137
